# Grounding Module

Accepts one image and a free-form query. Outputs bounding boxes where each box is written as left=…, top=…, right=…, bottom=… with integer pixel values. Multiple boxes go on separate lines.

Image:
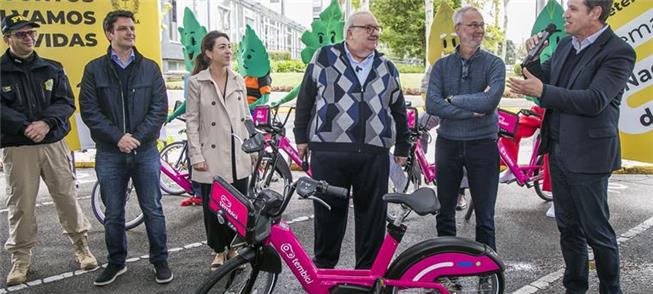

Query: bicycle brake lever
left=307, top=196, right=331, bottom=211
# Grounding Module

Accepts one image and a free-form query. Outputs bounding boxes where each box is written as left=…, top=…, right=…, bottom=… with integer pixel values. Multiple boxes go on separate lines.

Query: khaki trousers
left=2, top=141, right=90, bottom=262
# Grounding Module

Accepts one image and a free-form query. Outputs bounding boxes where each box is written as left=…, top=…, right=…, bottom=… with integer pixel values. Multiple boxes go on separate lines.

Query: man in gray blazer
left=508, top=0, right=636, bottom=292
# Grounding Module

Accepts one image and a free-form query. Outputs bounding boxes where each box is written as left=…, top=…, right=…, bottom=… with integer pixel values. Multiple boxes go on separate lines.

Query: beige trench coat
left=185, top=68, right=252, bottom=184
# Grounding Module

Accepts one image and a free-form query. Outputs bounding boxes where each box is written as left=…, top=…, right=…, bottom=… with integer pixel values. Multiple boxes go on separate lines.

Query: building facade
left=161, top=0, right=307, bottom=73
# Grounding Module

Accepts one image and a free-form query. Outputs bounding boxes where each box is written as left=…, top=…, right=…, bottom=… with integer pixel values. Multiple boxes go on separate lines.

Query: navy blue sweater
left=425, top=48, right=505, bottom=141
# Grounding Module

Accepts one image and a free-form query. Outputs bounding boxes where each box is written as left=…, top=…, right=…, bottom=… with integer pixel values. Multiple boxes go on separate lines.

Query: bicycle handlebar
left=296, top=176, right=349, bottom=200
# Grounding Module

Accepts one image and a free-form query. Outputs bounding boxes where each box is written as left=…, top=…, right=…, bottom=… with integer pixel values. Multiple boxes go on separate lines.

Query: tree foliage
left=371, top=0, right=460, bottom=60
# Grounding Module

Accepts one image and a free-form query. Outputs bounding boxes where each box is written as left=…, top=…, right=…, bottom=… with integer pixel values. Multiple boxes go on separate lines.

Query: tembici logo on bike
left=219, top=194, right=239, bottom=221
left=280, top=243, right=314, bottom=284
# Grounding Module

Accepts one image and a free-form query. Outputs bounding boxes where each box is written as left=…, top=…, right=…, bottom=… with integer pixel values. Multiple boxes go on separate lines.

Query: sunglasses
left=6, top=30, right=37, bottom=39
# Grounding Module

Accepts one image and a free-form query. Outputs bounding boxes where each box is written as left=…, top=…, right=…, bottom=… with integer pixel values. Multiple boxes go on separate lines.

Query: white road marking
left=511, top=216, right=653, bottom=293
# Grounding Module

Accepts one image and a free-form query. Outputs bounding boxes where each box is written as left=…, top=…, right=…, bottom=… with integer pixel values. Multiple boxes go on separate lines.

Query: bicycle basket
left=253, top=105, right=272, bottom=128
left=209, top=177, right=256, bottom=239
left=497, top=108, right=519, bottom=137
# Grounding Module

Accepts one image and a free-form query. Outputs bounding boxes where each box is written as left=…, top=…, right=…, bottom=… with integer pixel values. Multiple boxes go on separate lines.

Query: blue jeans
left=96, top=146, right=168, bottom=266
left=435, top=136, right=499, bottom=250
left=549, top=142, right=621, bottom=294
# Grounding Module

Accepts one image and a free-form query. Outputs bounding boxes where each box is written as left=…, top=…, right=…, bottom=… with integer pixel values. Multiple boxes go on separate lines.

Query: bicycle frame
left=406, top=107, right=436, bottom=184
left=255, top=105, right=311, bottom=176
left=496, top=108, right=547, bottom=187
left=266, top=221, right=500, bottom=293
left=159, top=142, right=193, bottom=194
left=497, top=135, right=543, bottom=186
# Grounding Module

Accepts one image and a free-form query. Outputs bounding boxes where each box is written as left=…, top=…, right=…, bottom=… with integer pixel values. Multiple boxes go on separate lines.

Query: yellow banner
left=1, top=0, right=162, bottom=150
left=608, top=0, right=653, bottom=163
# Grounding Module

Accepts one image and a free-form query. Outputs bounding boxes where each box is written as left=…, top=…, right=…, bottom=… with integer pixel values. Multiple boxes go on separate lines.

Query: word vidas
left=35, top=32, right=97, bottom=47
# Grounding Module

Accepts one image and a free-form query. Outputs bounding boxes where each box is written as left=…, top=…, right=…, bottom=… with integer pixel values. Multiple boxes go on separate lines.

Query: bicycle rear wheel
left=159, top=141, right=189, bottom=195
left=533, top=155, right=553, bottom=201
left=91, top=181, right=144, bottom=230
left=384, top=238, right=504, bottom=294
left=196, top=255, right=277, bottom=294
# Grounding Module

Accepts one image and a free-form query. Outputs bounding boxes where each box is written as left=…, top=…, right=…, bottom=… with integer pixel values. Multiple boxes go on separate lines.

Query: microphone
left=521, top=23, right=559, bottom=67
left=355, top=66, right=362, bottom=73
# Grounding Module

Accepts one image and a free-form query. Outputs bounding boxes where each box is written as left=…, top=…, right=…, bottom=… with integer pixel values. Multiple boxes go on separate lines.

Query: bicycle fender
left=259, top=245, right=282, bottom=273
left=239, top=245, right=282, bottom=274
left=385, top=236, right=505, bottom=280
left=274, top=157, right=293, bottom=182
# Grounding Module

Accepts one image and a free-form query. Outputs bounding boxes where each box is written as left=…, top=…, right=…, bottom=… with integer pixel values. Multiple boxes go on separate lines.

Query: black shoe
left=94, top=264, right=127, bottom=286
left=153, top=261, right=174, bottom=284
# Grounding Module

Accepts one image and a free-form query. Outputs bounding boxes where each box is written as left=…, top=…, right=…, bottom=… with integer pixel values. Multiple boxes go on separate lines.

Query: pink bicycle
left=197, top=134, right=506, bottom=293
left=249, top=105, right=311, bottom=195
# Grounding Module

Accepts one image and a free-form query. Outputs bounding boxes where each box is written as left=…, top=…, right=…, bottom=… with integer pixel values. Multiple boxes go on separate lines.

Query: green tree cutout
left=300, top=0, right=345, bottom=64
left=237, top=25, right=272, bottom=109
left=166, top=8, right=208, bottom=123
left=178, top=8, right=207, bottom=72
left=531, top=0, right=566, bottom=63
left=274, top=0, right=344, bottom=106
left=522, top=0, right=566, bottom=105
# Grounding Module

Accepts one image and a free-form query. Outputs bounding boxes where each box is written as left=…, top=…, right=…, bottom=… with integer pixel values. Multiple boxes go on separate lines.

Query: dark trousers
left=435, top=137, right=499, bottom=250
left=310, top=151, right=389, bottom=269
left=198, top=177, right=248, bottom=253
left=549, top=143, right=621, bottom=294
left=95, top=146, right=168, bottom=266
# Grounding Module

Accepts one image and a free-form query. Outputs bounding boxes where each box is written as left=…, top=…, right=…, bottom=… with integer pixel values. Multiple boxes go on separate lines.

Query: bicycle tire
left=251, top=153, right=292, bottom=196
left=159, top=141, right=190, bottom=195
left=195, top=254, right=277, bottom=294
left=533, top=155, right=553, bottom=202
left=383, top=238, right=505, bottom=293
left=91, top=181, right=145, bottom=230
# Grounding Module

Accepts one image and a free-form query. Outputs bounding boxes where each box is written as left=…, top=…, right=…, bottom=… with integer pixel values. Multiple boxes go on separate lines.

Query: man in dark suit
left=508, top=0, right=636, bottom=293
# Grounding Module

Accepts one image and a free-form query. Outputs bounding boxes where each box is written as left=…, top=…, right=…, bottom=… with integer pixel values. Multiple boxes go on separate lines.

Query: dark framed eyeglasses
left=462, top=22, right=485, bottom=30
left=6, top=30, right=37, bottom=39
left=350, top=25, right=383, bottom=34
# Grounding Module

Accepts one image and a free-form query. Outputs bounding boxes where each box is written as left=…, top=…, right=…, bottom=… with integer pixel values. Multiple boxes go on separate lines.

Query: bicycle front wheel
left=533, top=155, right=553, bottom=201
left=91, top=181, right=144, bottom=230
left=160, top=141, right=189, bottom=195
left=196, top=255, right=278, bottom=294
left=251, top=152, right=292, bottom=195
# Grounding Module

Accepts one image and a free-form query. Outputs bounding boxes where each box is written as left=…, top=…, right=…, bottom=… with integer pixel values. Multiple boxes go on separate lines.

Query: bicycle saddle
left=383, top=187, right=440, bottom=215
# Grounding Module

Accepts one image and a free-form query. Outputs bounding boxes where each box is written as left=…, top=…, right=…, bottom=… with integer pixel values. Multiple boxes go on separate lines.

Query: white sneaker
left=546, top=204, right=555, bottom=218
left=499, top=169, right=516, bottom=183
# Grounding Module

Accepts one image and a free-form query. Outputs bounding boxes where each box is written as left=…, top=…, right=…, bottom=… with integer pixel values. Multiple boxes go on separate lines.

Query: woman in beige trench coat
left=185, top=31, right=253, bottom=270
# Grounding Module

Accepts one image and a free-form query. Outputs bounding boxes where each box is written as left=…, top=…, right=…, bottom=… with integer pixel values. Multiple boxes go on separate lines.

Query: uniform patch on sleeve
left=2, top=85, right=11, bottom=93
left=44, top=79, right=54, bottom=91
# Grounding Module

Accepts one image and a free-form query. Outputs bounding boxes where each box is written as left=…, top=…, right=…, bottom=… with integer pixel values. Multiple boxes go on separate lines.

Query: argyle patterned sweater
left=293, top=42, right=410, bottom=156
